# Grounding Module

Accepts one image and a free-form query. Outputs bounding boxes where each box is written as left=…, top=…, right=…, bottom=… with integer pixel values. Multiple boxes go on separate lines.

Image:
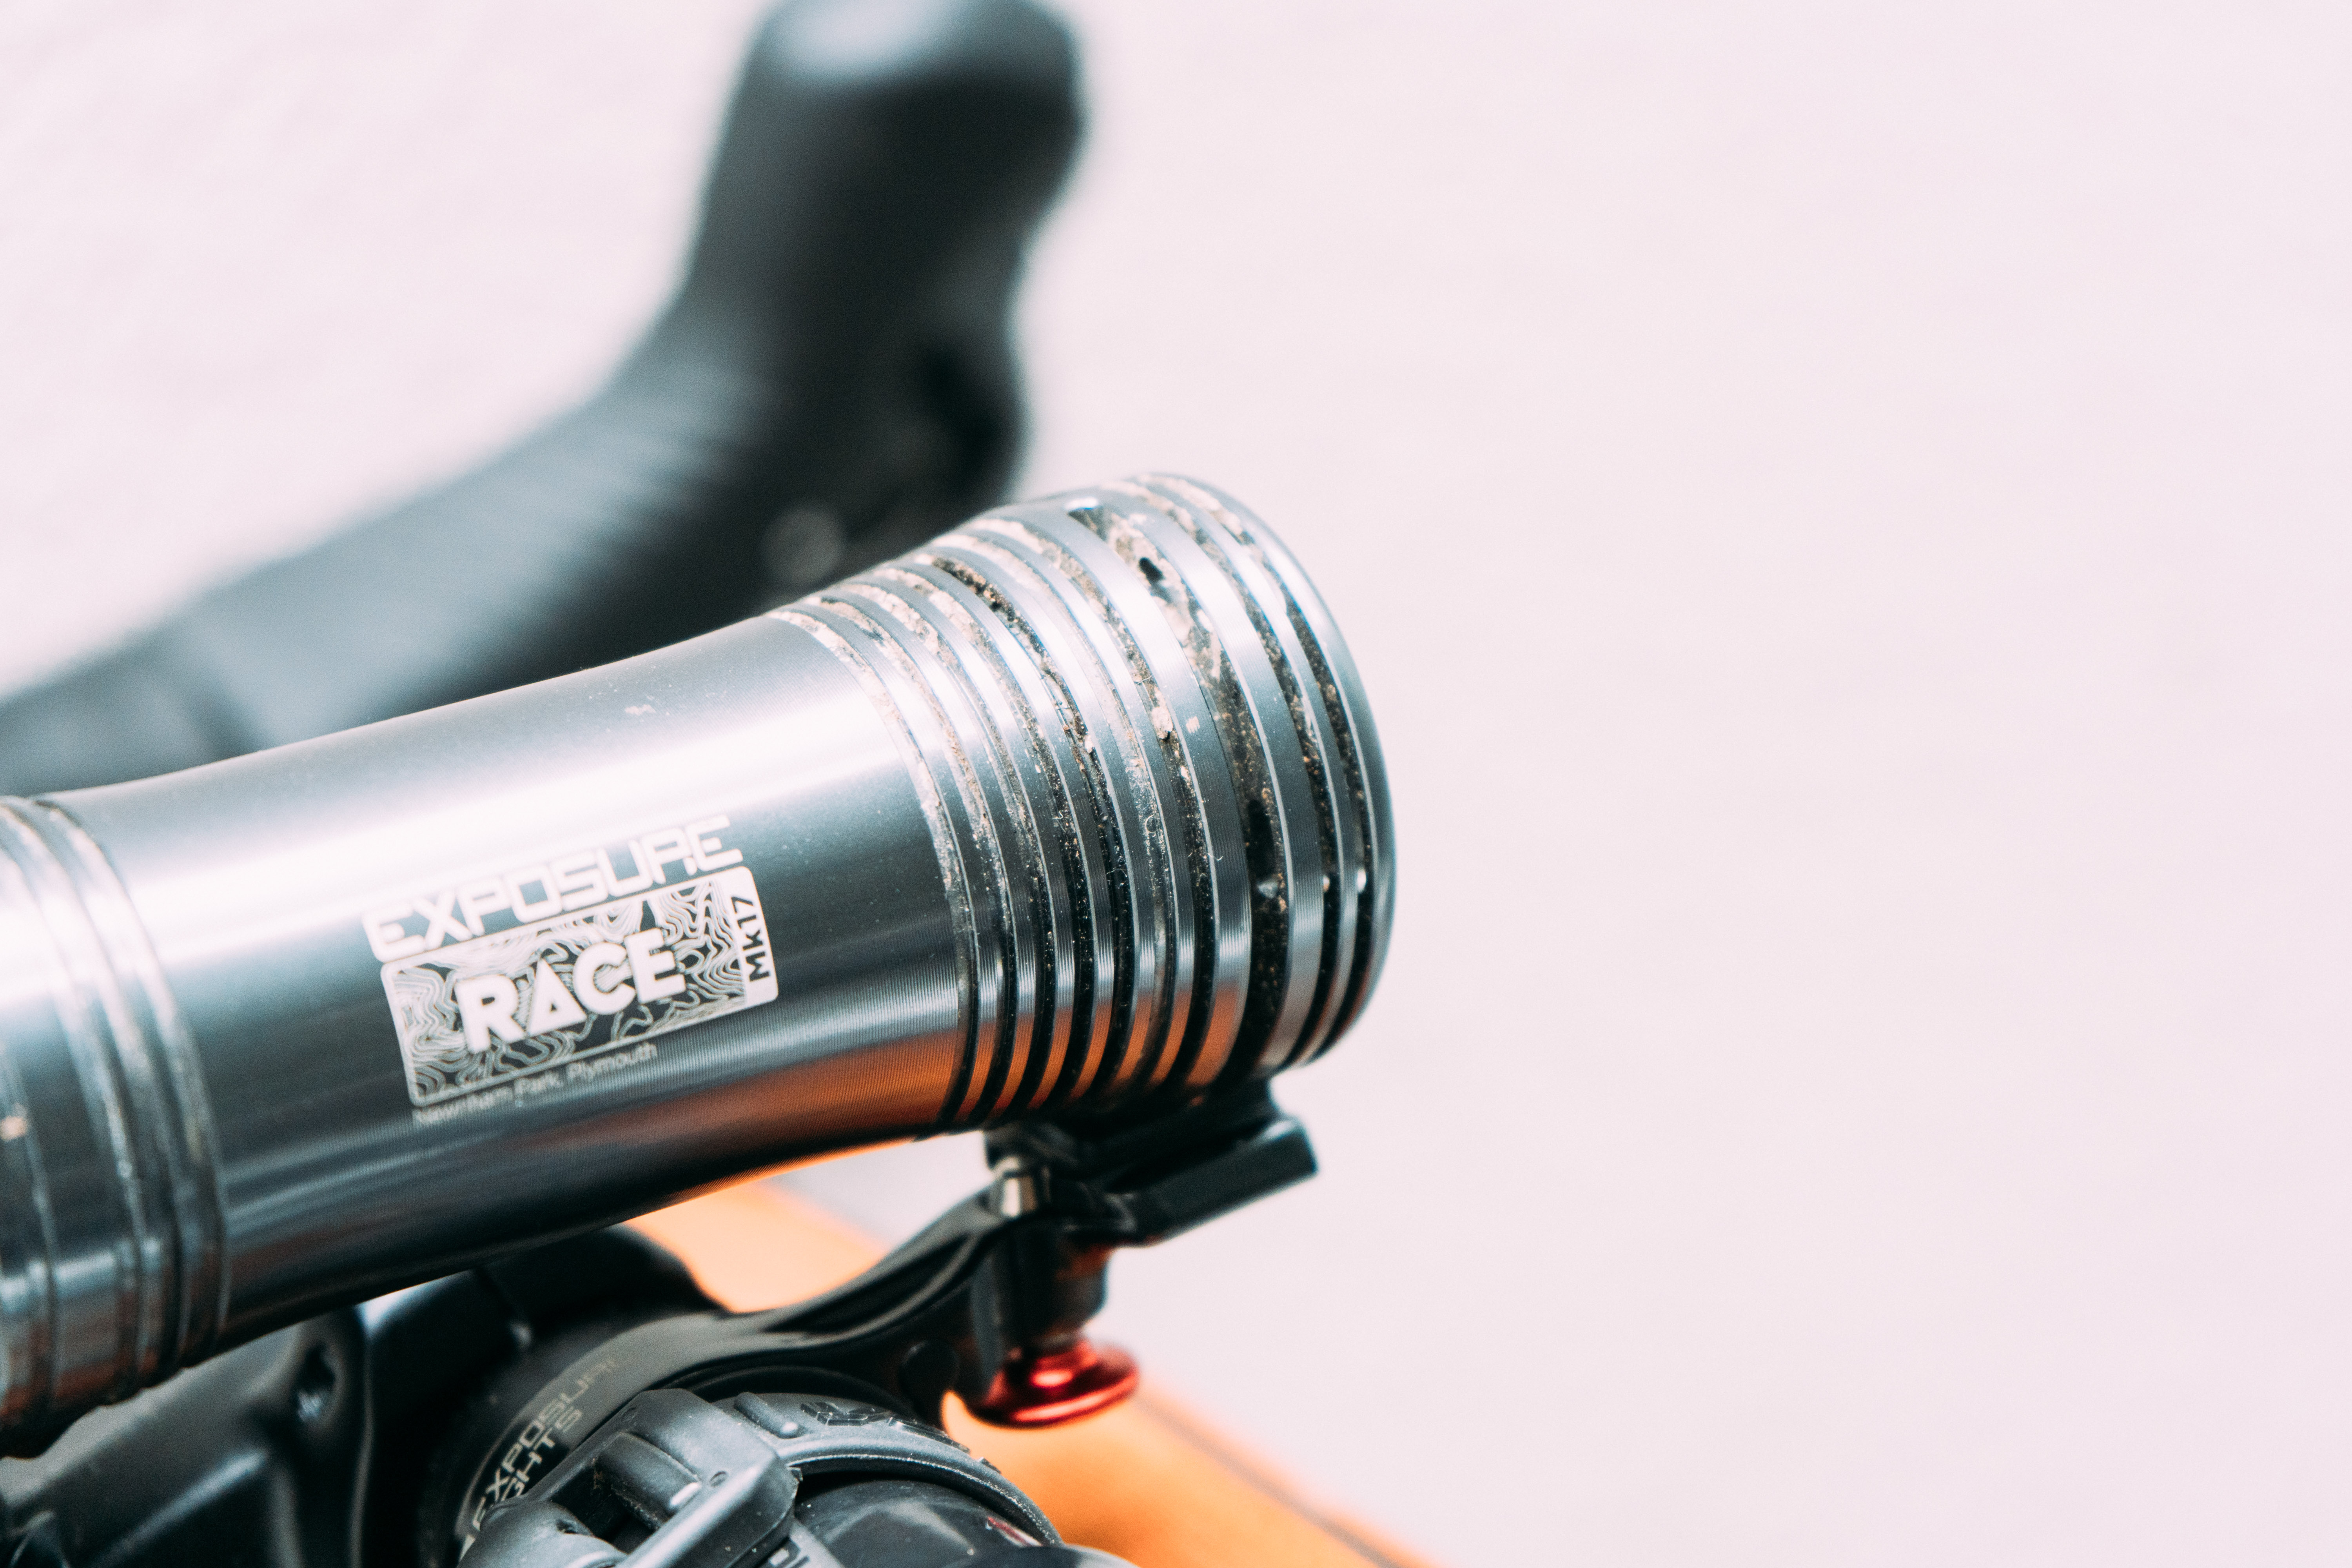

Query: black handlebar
left=0, top=0, right=1079, bottom=795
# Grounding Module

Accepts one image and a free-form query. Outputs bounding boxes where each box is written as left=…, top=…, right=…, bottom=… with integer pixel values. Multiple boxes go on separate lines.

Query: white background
left=5, top=3, right=2351, bottom=1562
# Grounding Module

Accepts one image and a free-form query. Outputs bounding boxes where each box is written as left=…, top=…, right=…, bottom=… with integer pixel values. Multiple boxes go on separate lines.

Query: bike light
left=0, top=476, right=1394, bottom=1448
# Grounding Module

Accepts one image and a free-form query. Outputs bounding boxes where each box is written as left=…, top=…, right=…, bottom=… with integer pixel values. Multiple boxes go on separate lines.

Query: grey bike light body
left=0, top=476, right=1393, bottom=1447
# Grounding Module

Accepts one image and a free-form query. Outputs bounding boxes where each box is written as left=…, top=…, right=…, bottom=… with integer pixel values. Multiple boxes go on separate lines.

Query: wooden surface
left=630, top=1179, right=1433, bottom=1568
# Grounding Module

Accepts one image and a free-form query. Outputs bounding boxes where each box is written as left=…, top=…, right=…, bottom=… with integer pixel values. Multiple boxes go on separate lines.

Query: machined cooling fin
left=778, top=476, right=1395, bottom=1128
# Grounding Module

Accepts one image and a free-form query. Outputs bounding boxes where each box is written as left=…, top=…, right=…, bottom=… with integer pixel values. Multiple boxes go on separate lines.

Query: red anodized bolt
left=968, top=1337, right=1140, bottom=1428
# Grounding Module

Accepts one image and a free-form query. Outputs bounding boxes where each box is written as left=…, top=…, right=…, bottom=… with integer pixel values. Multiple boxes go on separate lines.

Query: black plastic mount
left=983, top=1079, right=1320, bottom=1246
left=440, top=1085, right=1313, bottom=1560
left=0, top=1088, right=1310, bottom=1568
